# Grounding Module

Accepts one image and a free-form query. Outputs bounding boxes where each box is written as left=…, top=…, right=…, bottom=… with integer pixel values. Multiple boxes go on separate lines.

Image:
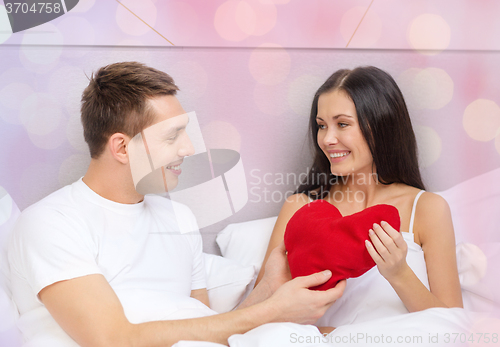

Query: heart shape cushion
left=284, top=200, right=401, bottom=290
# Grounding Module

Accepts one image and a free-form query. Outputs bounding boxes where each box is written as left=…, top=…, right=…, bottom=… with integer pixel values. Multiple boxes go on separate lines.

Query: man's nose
left=179, top=132, right=195, bottom=157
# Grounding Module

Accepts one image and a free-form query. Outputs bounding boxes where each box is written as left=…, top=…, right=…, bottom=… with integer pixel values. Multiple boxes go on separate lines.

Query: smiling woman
left=301, top=66, right=424, bottom=199
left=256, top=66, right=463, bottom=331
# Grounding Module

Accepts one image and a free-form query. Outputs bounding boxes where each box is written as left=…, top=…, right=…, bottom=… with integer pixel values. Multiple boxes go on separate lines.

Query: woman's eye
left=338, top=123, right=348, bottom=128
left=317, top=124, right=326, bottom=130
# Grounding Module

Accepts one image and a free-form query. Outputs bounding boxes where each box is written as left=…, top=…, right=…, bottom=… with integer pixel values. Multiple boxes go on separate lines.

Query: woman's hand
left=365, top=221, right=410, bottom=282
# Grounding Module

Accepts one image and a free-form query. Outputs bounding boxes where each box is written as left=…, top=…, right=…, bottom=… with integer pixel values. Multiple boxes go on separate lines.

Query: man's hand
left=240, top=241, right=345, bottom=324
left=268, top=272, right=346, bottom=325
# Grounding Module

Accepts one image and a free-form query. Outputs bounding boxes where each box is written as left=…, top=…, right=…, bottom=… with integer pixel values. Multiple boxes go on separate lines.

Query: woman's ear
left=108, top=133, right=130, bottom=164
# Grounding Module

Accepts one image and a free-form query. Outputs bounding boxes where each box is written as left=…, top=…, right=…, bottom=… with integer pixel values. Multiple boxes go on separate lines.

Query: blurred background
left=0, top=0, right=499, bottom=251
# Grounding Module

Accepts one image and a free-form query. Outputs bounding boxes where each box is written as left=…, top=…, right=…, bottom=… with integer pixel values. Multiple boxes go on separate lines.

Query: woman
left=256, top=66, right=463, bottom=328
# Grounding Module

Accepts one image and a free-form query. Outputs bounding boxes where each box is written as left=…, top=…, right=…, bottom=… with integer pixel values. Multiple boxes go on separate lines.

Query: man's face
left=129, top=95, right=195, bottom=193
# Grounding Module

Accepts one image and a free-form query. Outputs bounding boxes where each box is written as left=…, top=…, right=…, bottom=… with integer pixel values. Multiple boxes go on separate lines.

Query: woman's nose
left=323, top=129, right=339, bottom=146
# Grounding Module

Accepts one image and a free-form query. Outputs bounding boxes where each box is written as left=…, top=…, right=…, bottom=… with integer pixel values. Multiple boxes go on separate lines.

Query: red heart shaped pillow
left=284, top=200, right=401, bottom=291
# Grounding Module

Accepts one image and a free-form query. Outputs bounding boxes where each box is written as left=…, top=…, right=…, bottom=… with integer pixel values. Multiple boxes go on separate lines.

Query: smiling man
left=8, top=62, right=345, bottom=347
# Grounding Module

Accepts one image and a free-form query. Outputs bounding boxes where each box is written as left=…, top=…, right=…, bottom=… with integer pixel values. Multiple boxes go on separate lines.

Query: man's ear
left=108, top=133, right=130, bottom=164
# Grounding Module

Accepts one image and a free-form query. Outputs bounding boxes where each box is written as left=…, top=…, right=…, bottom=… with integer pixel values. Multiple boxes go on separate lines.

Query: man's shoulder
left=8, top=181, right=90, bottom=263
left=13, top=181, right=87, bottom=241
left=21, top=182, right=80, bottom=219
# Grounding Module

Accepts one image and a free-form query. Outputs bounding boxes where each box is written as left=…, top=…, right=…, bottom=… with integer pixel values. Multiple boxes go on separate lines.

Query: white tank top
left=314, top=190, right=429, bottom=327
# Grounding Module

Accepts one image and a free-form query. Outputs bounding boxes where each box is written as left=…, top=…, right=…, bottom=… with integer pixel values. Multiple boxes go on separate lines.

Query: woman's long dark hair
left=296, top=66, right=425, bottom=198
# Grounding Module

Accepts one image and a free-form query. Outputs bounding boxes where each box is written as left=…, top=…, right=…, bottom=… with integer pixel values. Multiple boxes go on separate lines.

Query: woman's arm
left=414, top=192, right=463, bottom=308
left=366, top=192, right=463, bottom=312
left=255, top=193, right=311, bottom=287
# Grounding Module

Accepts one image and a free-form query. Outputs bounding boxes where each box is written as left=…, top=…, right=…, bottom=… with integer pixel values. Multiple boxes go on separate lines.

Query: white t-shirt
left=8, top=178, right=215, bottom=346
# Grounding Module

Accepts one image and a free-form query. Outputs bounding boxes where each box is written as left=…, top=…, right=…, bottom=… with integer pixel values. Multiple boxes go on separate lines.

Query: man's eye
left=166, top=134, right=178, bottom=142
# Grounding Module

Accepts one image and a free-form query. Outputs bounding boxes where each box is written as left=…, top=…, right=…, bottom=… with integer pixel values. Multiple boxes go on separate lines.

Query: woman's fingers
left=381, top=221, right=406, bottom=248
left=368, top=227, right=390, bottom=260
left=365, top=239, right=383, bottom=263
left=373, top=223, right=398, bottom=252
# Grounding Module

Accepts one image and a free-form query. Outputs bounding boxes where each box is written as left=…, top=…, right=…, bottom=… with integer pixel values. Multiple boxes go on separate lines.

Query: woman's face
left=316, top=89, right=373, bottom=178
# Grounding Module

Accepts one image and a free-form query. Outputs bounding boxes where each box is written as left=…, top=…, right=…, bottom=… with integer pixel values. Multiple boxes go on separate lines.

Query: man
left=8, top=62, right=345, bottom=346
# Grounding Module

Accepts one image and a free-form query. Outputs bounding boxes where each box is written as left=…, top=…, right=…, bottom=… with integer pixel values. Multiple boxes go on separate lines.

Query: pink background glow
left=0, top=0, right=499, bottom=246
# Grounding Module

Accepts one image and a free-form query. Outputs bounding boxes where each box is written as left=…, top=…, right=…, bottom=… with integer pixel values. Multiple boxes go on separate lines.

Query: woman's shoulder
left=275, top=193, right=313, bottom=221
left=387, top=184, right=445, bottom=205
left=283, top=192, right=312, bottom=209
left=415, top=191, right=451, bottom=217
left=413, top=190, right=453, bottom=244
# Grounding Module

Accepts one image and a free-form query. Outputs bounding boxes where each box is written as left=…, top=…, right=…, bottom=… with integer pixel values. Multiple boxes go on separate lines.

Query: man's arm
left=40, top=270, right=344, bottom=347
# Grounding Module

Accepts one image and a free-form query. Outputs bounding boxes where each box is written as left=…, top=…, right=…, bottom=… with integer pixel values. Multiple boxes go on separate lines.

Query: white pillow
left=437, top=167, right=500, bottom=245
left=436, top=168, right=500, bottom=312
left=216, top=216, right=277, bottom=274
left=203, top=253, right=255, bottom=313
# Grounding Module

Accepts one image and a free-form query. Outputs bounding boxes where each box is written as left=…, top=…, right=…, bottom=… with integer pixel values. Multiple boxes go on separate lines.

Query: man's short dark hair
left=81, top=61, right=179, bottom=158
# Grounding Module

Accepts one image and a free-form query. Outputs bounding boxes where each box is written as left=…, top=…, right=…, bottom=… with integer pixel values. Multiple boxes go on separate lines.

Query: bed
left=1, top=167, right=499, bottom=346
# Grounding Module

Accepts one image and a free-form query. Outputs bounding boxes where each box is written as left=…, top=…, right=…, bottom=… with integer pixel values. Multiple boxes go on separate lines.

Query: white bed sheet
left=174, top=308, right=489, bottom=347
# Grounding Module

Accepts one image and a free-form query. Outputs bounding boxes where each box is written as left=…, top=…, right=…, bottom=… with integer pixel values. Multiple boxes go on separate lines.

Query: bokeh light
left=202, top=121, right=241, bottom=151
left=246, top=0, right=277, bottom=36
left=66, top=113, right=88, bottom=153
left=235, top=1, right=257, bottom=35
left=463, top=99, right=500, bottom=142
left=21, top=23, right=63, bottom=66
left=171, top=61, right=208, bottom=99
left=48, top=65, right=90, bottom=115
left=19, top=162, right=59, bottom=204
left=414, top=68, right=454, bottom=109
left=258, top=0, right=290, bottom=4
left=408, top=14, right=451, bottom=54
left=28, top=125, right=67, bottom=150
left=71, top=0, right=96, bottom=13
left=154, top=1, right=199, bottom=43
left=397, top=67, right=454, bottom=110
left=20, top=93, right=67, bottom=150
left=58, top=154, right=91, bottom=186
left=214, top=0, right=253, bottom=42
left=58, top=16, right=95, bottom=57
left=116, top=0, right=157, bottom=36
left=0, top=83, right=34, bottom=113
left=20, top=93, right=63, bottom=136
left=254, top=83, right=288, bottom=116
left=287, top=74, right=323, bottom=116
left=496, top=131, right=500, bottom=156
left=249, top=43, right=291, bottom=85
left=340, top=6, right=382, bottom=47
left=414, top=125, right=442, bottom=168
